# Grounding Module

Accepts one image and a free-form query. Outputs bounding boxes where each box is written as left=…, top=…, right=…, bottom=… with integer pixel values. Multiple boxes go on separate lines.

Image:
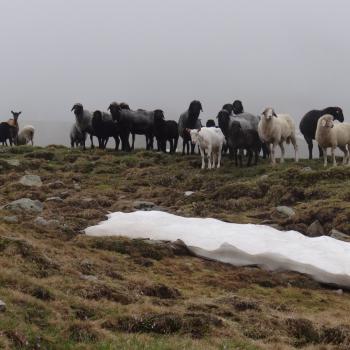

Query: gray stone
left=306, top=220, right=325, bottom=237
left=3, top=198, right=43, bottom=213
left=301, top=166, right=312, bottom=173
left=184, top=191, right=195, bottom=197
left=74, top=183, right=81, bottom=191
left=82, top=197, right=94, bottom=203
left=260, top=174, right=269, bottom=180
left=79, top=274, right=98, bottom=282
left=260, top=219, right=274, bottom=225
left=276, top=206, right=295, bottom=218
left=45, top=197, right=63, bottom=203
left=60, top=191, right=70, bottom=199
left=19, top=175, right=42, bottom=188
left=0, top=300, right=6, bottom=312
left=34, top=217, right=49, bottom=226
left=330, top=229, right=350, bottom=242
left=133, top=200, right=164, bottom=211
left=5, top=159, right=20, bottom=167
left=48, top=180, right=65, bottom=189
left=34, top=216, right=60, bottom=228
left=49, top=220, right=60, bottom=227
left=3, top=216, right=18, bottom=224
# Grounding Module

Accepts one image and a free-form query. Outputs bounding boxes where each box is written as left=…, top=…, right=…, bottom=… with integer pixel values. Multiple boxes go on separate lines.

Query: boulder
left=133, top=200, right=165, bottom=211
left=79, top=274, right=98, bottom=282
left=330, top=229, right=350, bottom=242
left=48, top=181, right=65, bottom=189
left=301, top=166, right=312, bottom=173
left=0, top=300, right=6, bottom=312
left=45, top=197, right=63, bottom=203
left=60, top=191, right=70, bottom=199
left=306, top=220, right=325, bottom=237
left=19, top=175, right=42, bottom=188
left=3, top=198, right=43, bottom=213
left=34, top=216, right=60, bottom=228
left=5, top=159, right=20, bottom=167
left=2, top=216, right=19, bottom=224
left=184, top=191, right=195, bottom=197
left=276, top=206, right=295, bottom=218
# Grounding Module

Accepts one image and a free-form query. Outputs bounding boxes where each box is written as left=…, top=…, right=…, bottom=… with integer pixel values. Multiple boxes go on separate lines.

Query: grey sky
left=0, top=0, right=349, bottom=131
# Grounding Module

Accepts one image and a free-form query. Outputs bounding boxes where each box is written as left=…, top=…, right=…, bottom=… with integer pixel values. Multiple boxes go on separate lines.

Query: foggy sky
left=1, top=0, right=349, bottom=135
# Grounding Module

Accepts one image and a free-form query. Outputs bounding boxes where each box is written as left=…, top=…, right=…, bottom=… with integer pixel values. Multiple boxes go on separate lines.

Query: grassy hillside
left=1, top=146, right=350, bottom=349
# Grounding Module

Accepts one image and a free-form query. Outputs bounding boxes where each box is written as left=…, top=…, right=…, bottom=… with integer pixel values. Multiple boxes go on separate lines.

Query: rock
left=19, top=175, right=42, bottom=188
left=0, top=300, right=6, bottom=312
left=72, top=176, right=81, bottom=182
left=330, top=229, right=350, bottom=242
left=260, top=174, right=269, bottom=180
left=301, top=166, right=312, bottom=173
left=45, top=197, right=63, bottom=203
left=306, top=220, right=325, bottom=237
left=48, top=180, right=65, bottom=189
left=2, top=216, right=18, bottom=224
left=79, top=274, right=98, bottom=282
left=47, top=219, right=60, bottom=228
left=82, top=197, right=94, bottom=203
left=3, top=198, right=43, bottom=213
left=276, top=206, right=295, bottom=218
left=184, top=191, right=195, bottom=197
left=260, top=219, right=274, bottom=225
left=133, top=200, right=165, bottom=211
left=60, top=191, right=70, bottom=199
left=5, top=159, right=20, bottom=167
left=74, top=183, right=81, bottom=191
left=34, top=217, right=49, bottom=226
left=34, top=216, right=60, bottom=228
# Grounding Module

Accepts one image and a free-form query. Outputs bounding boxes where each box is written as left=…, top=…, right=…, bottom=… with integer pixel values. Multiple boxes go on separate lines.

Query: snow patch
left=85, top=211, right=350, bottom=288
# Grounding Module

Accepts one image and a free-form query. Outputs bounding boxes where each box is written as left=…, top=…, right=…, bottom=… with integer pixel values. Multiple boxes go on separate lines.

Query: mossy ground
left=0, top=145, right=350, bottom=349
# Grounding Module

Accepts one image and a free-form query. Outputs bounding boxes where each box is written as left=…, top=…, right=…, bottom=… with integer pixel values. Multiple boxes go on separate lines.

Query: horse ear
left=272, top=110, right=278, bottom=117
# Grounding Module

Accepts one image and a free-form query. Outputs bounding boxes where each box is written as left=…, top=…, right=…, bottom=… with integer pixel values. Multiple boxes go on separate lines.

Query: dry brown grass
left=0, top=146, right=350, bottom=349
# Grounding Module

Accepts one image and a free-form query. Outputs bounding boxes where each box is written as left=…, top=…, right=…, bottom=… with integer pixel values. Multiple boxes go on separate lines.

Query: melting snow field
left=85, top=211, right=350, bottom=288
